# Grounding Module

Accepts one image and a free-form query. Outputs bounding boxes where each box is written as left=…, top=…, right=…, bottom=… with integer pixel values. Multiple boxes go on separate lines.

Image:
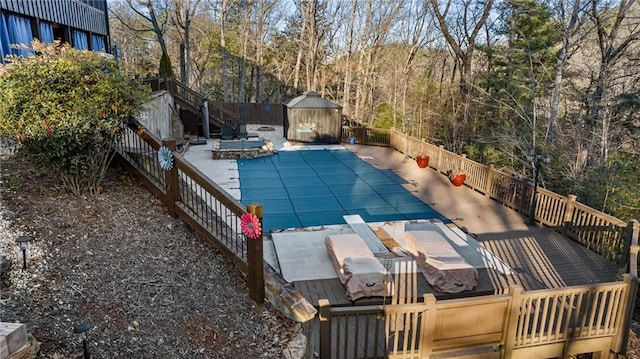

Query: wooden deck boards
left=298, top=227, right=622, bottom=358
left=477, top=228, right=620, bottom=289
left=295, top=228, right=620, bottom=308
left=294, top=267, right=535, bottom=308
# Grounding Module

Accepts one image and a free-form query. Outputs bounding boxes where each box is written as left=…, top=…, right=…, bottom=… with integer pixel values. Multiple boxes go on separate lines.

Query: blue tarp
left=238, top=149, right=450, bottom=234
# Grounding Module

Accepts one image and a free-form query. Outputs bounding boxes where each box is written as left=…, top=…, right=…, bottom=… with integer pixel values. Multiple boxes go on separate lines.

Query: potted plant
left=447, top=169, right=467, bottom=186
left=416, top=155, right=430, bottom=168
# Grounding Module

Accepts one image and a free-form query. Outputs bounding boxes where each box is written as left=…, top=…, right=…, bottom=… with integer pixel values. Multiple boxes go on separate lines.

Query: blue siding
left=0, top=0, right=107, bottom=35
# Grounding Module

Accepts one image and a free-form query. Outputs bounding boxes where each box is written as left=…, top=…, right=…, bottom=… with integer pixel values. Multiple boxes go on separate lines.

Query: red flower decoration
left=241, top=212, right=262, bottom=239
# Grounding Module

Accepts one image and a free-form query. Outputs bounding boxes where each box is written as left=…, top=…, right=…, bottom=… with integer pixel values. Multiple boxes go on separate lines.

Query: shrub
left=0, top=42, right=150, bottom=195
left=159, top=52, right=173, bottom=77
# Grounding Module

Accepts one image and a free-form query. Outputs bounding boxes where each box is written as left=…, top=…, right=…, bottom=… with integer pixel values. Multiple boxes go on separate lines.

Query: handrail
left=318, top=275, right=639, bottom=358
left=356, top=126, right=636, bottom=269
left=341, top=126, right=390, bottom=147
left=141, top=76, right=240, bottom=130
left=115, top=117, right=249, bottom=273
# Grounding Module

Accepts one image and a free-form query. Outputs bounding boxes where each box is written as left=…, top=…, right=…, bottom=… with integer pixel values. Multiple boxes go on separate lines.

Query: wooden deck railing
left=318, top=274, right=639, bottom=358
left=115, top=117, right=264, bottom=302
left=341, top=126, right=390, bottom=147
left=144, top=76, right=240, bottom=129
left=346, top=127, right=636, bottom=270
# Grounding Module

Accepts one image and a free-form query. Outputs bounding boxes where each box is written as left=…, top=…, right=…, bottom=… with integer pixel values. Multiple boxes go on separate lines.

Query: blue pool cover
left=238, top=149, right=450, bottom=234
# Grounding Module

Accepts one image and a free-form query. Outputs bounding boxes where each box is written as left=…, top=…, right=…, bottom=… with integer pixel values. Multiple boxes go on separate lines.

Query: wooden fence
left=115, top=117, right=264, bottom=302
left=341, top=126, right=391, bottom=147
left=344, top=127, right=635, bottom=269
left=318, top=275, right=639, bottom=358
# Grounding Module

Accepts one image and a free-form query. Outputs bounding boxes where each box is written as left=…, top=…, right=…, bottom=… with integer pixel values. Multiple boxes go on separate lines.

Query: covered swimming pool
left=237, top=148, right=450, bottom=234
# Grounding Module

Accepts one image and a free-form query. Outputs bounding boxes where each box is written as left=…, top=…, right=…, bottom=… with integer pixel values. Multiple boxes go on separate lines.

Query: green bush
left=0, top=42, right=150, bottom=195
left=159, top=52, right=173, bottom=77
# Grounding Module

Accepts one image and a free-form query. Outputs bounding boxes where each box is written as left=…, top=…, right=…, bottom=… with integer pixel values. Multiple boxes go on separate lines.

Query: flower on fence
left=157, top=146, right=174, bottom=171
left=241, top=212, right=262, bottom=240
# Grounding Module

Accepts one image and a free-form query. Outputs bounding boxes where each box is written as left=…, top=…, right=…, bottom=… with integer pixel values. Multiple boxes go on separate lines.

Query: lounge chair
left=325, top=233, right=393, bottom=301
left=404, top=230, right=478, bottom=293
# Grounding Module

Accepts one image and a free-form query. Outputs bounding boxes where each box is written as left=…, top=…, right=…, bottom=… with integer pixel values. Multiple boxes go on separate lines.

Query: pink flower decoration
left=241, top=212, right=262, bottom=239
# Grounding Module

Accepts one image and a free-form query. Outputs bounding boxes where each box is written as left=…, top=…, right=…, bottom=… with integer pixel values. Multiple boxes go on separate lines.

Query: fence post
left=318, top=299, right=331, bottom=359
left=419, top=294, right=437, bottom=358
left=620, top=220, right=640, bottom=276
left=562, top=195, right=577, bottom=235
left=612, top=274, right=639, bottom=354
left=247, top=203, right=265, bottom=304
left=162, top=139, right=179, bottom=217
left=459, top=153, right=467, bottom=171
left=436, top=145, right=444, bottom=173
left=503, top=285, right=523, bottom=358
left=484, top=164, right=494, bottom=197
left=389, top=127, right=395, bottom=148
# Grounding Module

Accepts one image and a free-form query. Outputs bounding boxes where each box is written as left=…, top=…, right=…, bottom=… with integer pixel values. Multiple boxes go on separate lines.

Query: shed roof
left=286, top=91, right=342, bottom=109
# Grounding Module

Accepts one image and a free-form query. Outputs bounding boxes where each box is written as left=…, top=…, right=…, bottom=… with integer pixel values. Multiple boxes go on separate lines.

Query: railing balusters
left=116, top=118, right=251, bottom=279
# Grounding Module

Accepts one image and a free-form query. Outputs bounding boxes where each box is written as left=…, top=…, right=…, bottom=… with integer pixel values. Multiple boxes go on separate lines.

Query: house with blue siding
left=0, top=0, right=110, bottom=64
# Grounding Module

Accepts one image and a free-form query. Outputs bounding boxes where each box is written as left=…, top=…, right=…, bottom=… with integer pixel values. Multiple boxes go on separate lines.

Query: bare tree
left=341, top=0, right=359, bottom=115
left=217, top=0, right=231, bottom=102
left=172, top=0, right=203, bottom=87
left=109, top=1, right=160, bottom=76
left=353, top=0, right=404, bottom=124
left=114, top=0, right=172, bottom=62
left=587, top=0, right=640, bottom=163
left=252, top=0, right=283, bottom=102
left=428, top=0, right=495, bottom=152
left=397, top=1, right=434, bottom=123
left=547, top=0, right=589, bottom=146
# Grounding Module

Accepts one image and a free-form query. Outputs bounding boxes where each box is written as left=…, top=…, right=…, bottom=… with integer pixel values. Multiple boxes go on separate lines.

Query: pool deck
left=183, top=126, right=620, bottom=307
left=348, top=144, right=530, bottom=236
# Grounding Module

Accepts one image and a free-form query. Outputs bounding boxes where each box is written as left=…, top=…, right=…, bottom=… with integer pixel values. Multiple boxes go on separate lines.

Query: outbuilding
left=284, top=91, right=342, bottom=144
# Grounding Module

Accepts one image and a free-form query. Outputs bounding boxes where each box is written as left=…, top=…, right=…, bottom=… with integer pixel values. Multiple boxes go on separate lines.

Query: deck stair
left=144, top=77, right=240, bottom=138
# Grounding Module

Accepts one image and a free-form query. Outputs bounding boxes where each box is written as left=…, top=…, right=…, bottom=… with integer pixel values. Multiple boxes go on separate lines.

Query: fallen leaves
left=0, top=154, right=296, bottom=358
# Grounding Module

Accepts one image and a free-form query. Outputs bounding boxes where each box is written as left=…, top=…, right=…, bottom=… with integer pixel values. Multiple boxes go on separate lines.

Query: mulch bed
left=0, top=153, right=297, bottom=358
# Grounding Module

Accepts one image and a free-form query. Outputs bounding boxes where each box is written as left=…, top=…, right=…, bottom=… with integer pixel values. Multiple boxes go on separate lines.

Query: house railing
left=115, top=117, right=264, bottom=302
left=343, top=127, right=635, bottom=270
left=318, top=274, right=639, bottom=358
left=341, top=126, right=390, bottom=147
left=144, top=76, right=240, bottom=130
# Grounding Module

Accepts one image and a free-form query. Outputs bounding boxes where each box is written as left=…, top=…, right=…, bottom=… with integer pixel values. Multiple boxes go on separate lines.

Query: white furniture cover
left=404, top=230, right=478, bottom=293
left=325, top=233, right=393, bottom=301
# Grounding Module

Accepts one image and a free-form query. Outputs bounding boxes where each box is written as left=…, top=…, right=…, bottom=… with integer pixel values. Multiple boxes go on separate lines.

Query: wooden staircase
left=143, top=77, right=240, bottom=138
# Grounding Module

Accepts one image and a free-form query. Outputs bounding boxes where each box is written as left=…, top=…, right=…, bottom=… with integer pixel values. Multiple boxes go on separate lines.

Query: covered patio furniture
left=404, top=230, right=478, bottom=293
left=325, top=233, right=393, bottom=301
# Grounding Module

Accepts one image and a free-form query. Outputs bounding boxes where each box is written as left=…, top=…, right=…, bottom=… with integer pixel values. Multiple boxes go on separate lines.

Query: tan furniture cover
left=404, top=230, right=478, bottom=293
left=325, top=234, right=393, bottom=301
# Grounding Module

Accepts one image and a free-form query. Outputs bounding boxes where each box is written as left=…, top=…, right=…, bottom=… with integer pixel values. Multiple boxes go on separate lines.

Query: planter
left=450, top=174, right=466, bottom=186
left=416, top=155, right=430, bottom=168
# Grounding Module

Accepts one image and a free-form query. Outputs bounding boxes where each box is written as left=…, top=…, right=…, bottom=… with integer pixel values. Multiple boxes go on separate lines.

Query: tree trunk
left=428, top=0, right=494, bottom=152
left=549, top=0, right=585, bottom=146
left=587, top=0, right=637, bottom=165
left=221, top=0, right=229, bottom=102
left=342, top=0, right=358, bottom=115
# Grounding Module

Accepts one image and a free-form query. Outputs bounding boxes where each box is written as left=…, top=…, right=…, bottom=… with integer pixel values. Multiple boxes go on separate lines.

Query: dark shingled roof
left=285, top=91, right=342, bottom=109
